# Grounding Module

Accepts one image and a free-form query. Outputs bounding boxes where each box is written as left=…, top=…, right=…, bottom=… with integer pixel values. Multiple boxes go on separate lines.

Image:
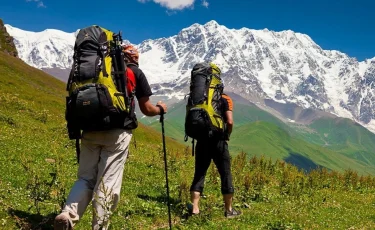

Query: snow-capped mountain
left=4, top=21, right=375, bottom=132
left=4, top=24, right=76, bottom=69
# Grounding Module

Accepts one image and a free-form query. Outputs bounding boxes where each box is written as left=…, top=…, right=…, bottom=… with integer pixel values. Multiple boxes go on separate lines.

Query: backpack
left=184, top=62, right=225, bottom=141
left=65, top=25, right=137, bottom=140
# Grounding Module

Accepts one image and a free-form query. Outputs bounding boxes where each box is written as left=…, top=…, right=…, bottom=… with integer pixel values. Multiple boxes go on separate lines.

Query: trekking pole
left=157, top=105, right=172, bottom=230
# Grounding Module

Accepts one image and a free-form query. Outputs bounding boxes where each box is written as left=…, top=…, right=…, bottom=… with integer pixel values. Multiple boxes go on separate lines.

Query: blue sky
left=1, top=0, right=374, bottom=61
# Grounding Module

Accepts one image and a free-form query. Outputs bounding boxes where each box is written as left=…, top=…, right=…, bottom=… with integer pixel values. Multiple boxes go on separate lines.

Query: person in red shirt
left=54, top=45, right=167, bottom=230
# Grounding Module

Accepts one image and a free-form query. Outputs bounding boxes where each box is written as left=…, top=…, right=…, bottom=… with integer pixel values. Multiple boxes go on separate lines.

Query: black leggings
left=190, top=138, right=234, bottom=195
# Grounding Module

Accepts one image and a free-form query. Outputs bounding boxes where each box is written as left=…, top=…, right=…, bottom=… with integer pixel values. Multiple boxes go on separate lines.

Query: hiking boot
left=224, top=208, right=242, bottom=218
left=54, top=212, right=72, bottom=230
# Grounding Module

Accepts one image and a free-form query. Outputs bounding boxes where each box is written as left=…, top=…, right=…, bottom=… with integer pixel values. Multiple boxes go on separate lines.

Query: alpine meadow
left=2, top=18, right=375, bottom=229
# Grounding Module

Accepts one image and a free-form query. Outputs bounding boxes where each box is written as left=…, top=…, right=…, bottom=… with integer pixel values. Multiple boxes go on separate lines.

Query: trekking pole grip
left=156, top=105, right=164, bottom=123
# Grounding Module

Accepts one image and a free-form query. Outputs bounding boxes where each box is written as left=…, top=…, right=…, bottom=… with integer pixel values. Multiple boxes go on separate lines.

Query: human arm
left=138, top=97, right=167, bottom=116
left=221, top=94, right=233, bottom=140
left=131, top=66, right=168, bottom=116
left=225, top=110, right=233, bottom=136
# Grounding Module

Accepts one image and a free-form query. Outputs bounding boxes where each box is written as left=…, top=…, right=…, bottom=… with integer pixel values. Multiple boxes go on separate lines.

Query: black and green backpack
left=184, top=62, right=225, bottom=142
left=65, top=25, right=136, bottom=141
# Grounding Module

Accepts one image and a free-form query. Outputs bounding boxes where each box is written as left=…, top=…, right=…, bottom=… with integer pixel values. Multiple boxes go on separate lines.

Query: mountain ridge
left=4, top=20, right=375, bottom=133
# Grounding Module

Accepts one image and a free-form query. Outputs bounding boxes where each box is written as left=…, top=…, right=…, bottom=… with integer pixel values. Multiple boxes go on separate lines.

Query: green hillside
left=230, top=121, right=375, bottom=174
left=149, top=100, right=187, bottom=142
left=293, top=118, right=375, bottom=164
left=232, top=103, right=289, bottom=129
left=142, top=99, right=375, bottom=174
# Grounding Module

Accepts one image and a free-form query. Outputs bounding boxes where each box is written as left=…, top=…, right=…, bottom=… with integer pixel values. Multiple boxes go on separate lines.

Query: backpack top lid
left=188, top=62, right=224, bottom=105
left=191, top=62, right=221, bottom=77
left=74, top=25, right=113, bottom=50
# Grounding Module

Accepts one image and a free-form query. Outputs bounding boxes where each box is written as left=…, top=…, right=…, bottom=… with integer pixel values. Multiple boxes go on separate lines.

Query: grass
left=2, top=51, right=375, bottom=229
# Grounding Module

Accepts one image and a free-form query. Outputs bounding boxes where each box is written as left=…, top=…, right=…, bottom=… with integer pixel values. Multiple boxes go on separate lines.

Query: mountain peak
left=182, top=20, right=221, bottom=32
left=4, top=24, right=75, bottom=69
left=204, top=20, right=219, bottom=27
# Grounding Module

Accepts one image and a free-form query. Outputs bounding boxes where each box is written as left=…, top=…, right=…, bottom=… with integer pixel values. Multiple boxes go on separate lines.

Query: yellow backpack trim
left=194, top=73, right=224, bottom=131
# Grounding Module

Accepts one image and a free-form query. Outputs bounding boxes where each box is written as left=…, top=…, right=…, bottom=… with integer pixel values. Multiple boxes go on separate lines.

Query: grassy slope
left=142, top=100, right=375, bottom=174
left=230, top=121, right=375, bottom=174
left=296, top=118, right=375, bottom=164
left=2, top=52, right=375, bottom=229
left=0, top=51, right=73, bottom=228
left=0, top=51, right=184, bottom=229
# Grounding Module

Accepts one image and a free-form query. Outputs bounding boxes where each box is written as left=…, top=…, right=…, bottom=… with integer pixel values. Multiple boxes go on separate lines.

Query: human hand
left=156, top=101, right=167, bottom=114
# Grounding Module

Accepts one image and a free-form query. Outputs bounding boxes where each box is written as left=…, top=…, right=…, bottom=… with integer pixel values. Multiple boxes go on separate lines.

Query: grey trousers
left=61, top=128, right=132, bottom=230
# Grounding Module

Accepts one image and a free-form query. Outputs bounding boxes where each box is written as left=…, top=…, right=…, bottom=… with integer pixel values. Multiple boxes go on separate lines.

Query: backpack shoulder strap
left=126, top=66, right=135, bottom=81
left=126, top=66, right=136, bottom=96
left=66, top=67, right=74, bottom=92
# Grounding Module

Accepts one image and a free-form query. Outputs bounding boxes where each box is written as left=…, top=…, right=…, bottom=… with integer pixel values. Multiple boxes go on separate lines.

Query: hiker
left=185, top=63, right=241, bottom=218
left=54, top=42, right=167, bottom=229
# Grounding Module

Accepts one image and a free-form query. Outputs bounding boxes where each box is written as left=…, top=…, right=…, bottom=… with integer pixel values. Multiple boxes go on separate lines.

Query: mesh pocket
left=211, top=87, right=222, bottom=114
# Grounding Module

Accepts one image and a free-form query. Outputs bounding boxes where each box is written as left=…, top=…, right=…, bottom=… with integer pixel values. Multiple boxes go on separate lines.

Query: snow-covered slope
left=136, top=21, right=375, bottom=132
left=5, top=21, right=375, bottom=132
left=4, top=24, right=76, bottom=69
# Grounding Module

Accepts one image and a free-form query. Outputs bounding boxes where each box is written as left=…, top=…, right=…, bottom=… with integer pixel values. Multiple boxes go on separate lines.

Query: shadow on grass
left=284, top=150, right=325, bottom=173
left=137, top=193, right=188, bottom=217
left=137, top=194, right=180, bottom=206
left=8, top=208, right=55, bottom=230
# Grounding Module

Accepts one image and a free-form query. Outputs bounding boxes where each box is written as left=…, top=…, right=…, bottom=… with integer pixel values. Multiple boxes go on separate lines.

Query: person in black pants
left=189, top=93, right=241, bottom=218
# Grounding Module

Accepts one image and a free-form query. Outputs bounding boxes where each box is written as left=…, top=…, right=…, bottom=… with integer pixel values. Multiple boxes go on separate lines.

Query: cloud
left=26, top=0, right=46, bottom=8
left=201, top=0, right=209, bottom=8
left=137, top=0, right=209, bottom=10
left=37, top=2, right=46, bottom=8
